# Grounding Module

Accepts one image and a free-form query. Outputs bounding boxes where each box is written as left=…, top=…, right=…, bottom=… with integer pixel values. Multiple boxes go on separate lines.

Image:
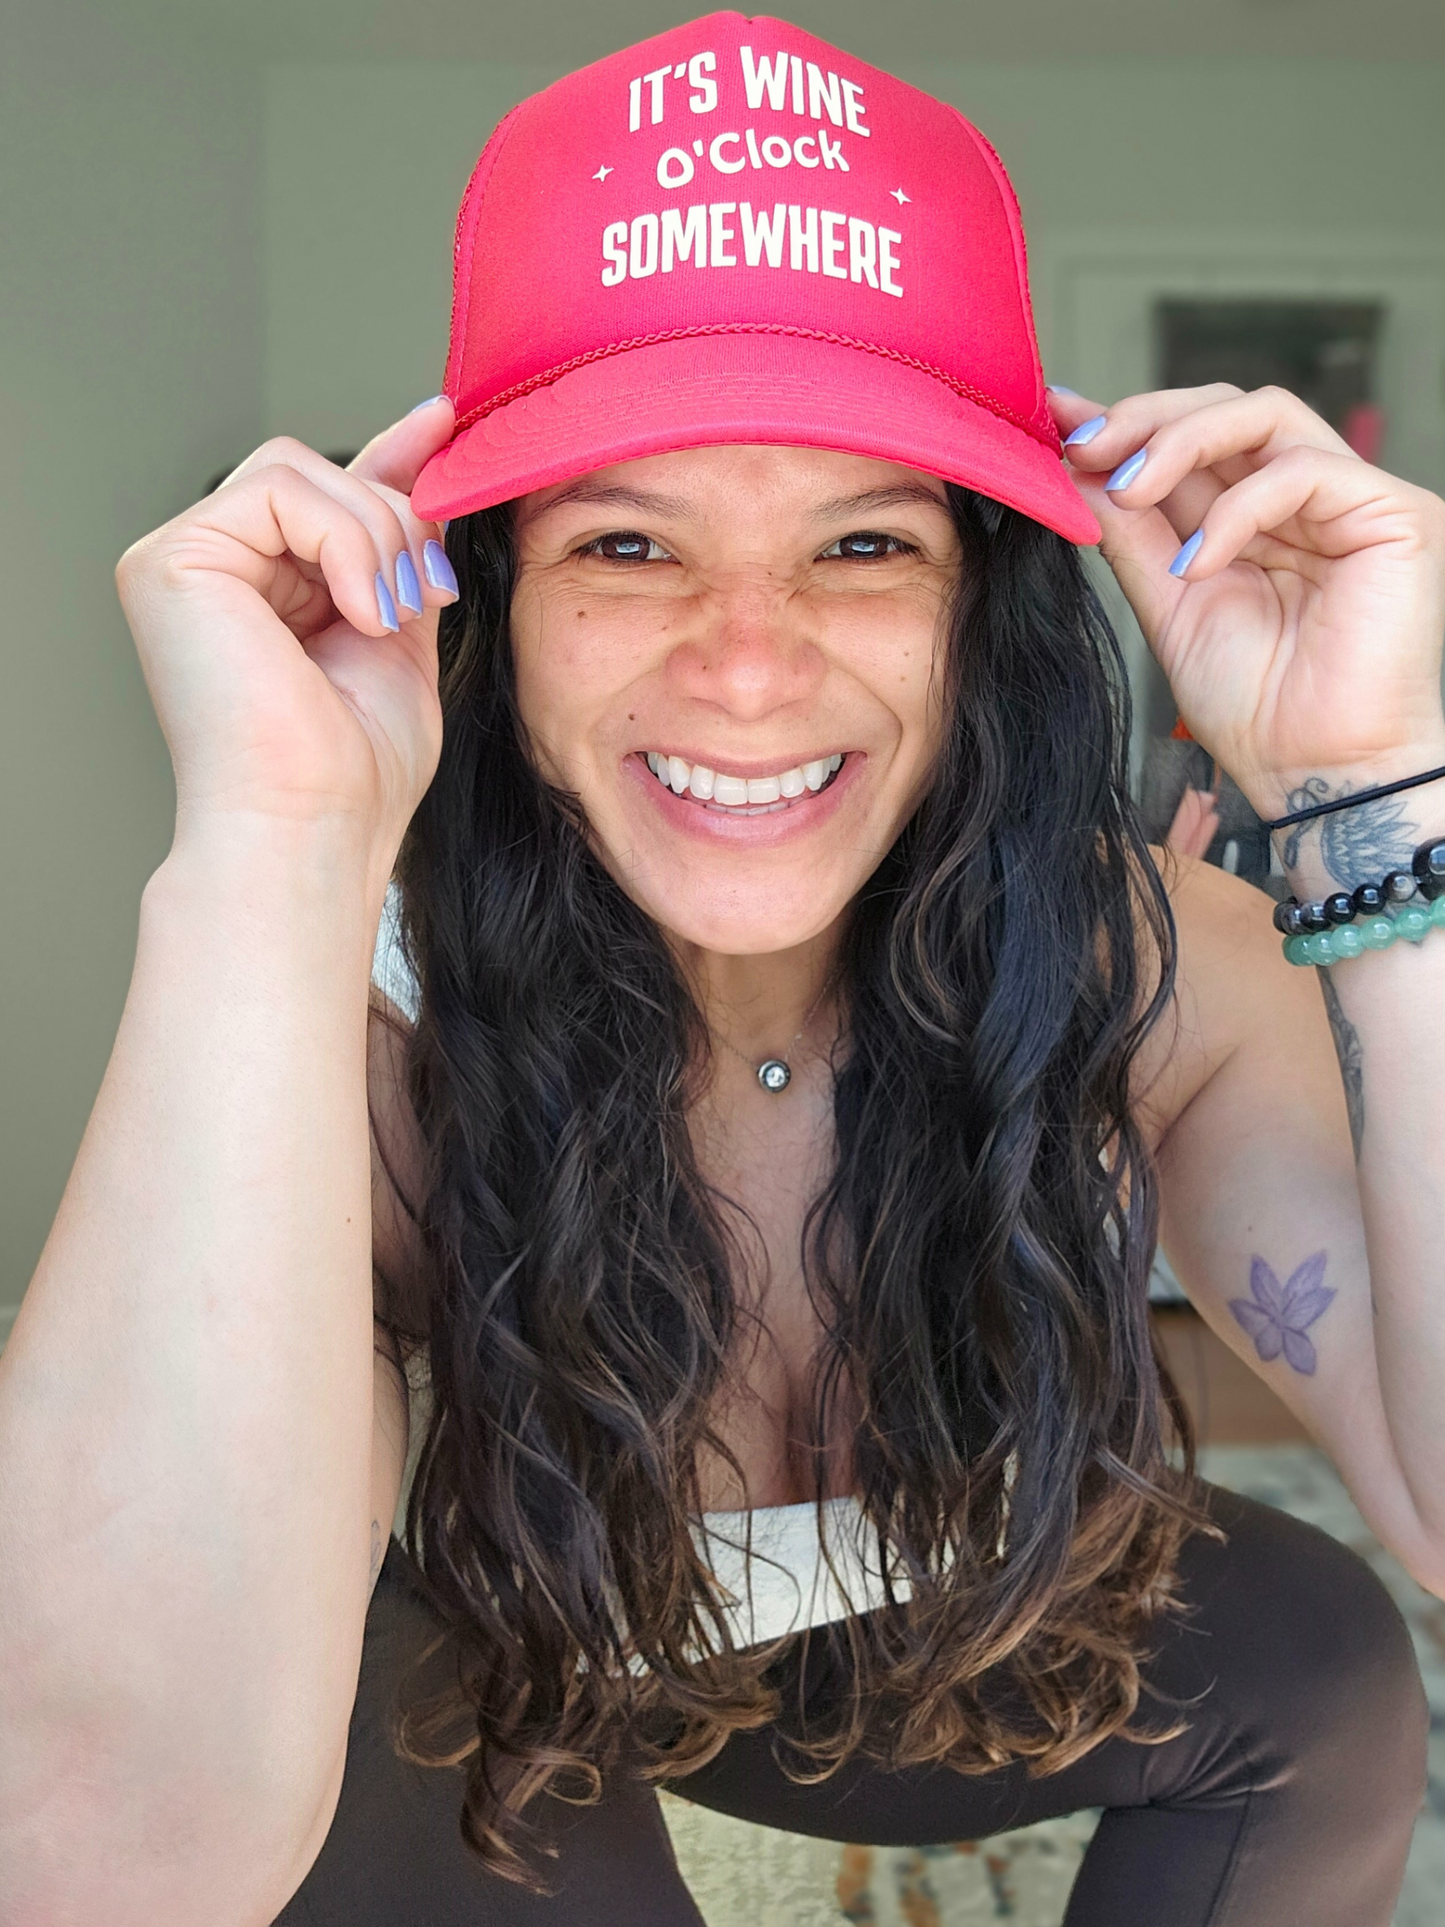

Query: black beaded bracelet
left=1272, top=835, right=1445, bottom=937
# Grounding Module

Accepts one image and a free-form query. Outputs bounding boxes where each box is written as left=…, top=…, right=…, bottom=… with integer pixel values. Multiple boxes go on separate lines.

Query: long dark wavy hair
left=373, top=480, right=1216, bottom=1885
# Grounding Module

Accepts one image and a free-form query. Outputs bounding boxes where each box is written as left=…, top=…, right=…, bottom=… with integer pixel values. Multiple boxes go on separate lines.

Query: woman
left=2, top=16, right=1440, bottom=1927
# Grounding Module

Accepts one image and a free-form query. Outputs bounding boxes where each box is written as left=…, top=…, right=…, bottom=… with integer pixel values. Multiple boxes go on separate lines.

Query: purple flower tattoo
left=1229, top=1252, right=1336, bottom=1376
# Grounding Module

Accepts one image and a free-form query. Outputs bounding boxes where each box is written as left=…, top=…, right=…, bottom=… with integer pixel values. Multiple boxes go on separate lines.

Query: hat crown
left=442, top=11, right=1053, bottom=451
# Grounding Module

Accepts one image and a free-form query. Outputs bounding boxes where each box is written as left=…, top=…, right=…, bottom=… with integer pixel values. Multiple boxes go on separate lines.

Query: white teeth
left=644, top=751, right=845, bottom=806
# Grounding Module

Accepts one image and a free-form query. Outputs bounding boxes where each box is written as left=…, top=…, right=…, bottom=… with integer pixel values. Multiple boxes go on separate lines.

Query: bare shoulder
left=1128, top=847, right=1316, bottom=1149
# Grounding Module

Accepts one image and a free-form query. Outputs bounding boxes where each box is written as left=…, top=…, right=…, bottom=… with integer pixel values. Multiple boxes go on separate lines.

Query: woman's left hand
left=1050, top=384, right=1445, bottom=817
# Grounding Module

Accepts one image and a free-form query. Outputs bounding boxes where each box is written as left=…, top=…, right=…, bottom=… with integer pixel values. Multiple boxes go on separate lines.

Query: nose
left=664, top=585, right=825, bottom=724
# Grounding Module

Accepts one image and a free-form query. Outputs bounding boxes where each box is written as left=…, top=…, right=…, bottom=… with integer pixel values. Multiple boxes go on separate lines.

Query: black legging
left=274, top=1482, right=1428, bottom=1926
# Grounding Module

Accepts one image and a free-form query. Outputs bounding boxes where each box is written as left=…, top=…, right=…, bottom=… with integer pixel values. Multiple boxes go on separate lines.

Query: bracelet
left=1263, top=760, right=1445, bottom=833
left=1276, top=835, right=1445, bottom=965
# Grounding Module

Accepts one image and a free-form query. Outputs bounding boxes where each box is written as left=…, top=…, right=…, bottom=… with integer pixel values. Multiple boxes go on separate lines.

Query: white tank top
left=372, top=887, right=900, bottom=1645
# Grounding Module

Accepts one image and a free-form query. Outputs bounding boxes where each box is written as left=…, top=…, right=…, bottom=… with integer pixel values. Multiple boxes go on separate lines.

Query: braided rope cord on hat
left=451, top=322, right=1057, bottom=449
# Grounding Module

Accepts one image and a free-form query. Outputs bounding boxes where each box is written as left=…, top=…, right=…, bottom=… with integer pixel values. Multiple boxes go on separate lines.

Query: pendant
left=756, top=1058, right=792, bottom=1093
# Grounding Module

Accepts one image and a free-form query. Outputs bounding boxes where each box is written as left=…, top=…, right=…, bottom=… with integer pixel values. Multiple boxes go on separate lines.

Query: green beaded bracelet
left=1281, top=892, right=1445, bottom=965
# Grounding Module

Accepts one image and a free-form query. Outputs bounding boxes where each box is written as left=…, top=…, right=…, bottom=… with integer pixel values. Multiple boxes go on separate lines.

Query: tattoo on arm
left=1229, top=1252, right=1336, bottom=1375
left=1280, top=780, right=1418, bottom=884
left=1317, top=972, right=1365, bottom=1160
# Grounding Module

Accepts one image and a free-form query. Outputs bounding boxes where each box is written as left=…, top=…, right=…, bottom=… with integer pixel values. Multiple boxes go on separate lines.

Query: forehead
left=517, top=443, right=953, bottom=531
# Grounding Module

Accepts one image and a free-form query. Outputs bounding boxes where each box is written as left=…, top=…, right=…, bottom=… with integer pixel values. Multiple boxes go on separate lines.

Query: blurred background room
left=4, top=3, right=1445, bottom=1919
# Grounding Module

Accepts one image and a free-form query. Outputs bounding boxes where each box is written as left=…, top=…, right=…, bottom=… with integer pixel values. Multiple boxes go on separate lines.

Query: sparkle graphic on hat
left=592, top=163, right=613, bottom=181
left=890, top=187, right=910, bottom=205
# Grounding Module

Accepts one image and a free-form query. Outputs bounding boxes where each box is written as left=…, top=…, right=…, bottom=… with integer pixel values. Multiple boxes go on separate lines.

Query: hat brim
left=412, top=333, right=1100, bottom=547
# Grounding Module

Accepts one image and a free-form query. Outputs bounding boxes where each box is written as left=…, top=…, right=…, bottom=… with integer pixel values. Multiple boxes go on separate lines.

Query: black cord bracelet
left=1263, top=760, right=1445, bottom=833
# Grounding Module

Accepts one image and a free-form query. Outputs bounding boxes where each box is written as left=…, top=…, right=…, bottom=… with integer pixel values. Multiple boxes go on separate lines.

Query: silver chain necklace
left=711, top=967, right=841, bottom=1093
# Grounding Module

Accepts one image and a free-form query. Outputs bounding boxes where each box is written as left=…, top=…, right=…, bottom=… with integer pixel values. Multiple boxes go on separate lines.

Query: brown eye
left=821, top=531, right=913, bottom=560
left=583, top=531, right=671, bottom=563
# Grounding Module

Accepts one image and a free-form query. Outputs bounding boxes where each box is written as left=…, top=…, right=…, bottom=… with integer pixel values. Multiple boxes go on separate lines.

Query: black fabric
left=273, top=1482, right=1427, bottom=1926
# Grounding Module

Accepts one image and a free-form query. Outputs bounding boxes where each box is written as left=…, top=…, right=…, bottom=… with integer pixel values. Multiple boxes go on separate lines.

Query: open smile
left=642, top=751, right=846, bottom=815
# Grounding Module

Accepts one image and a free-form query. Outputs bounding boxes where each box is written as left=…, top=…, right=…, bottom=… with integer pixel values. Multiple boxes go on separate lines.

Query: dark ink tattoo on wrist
left=1229, top=1252, right=1335, bottom=1375
left=1280, top=778, right=1417, bottom=886
left=1317, top=972, right=1365, bottom=1160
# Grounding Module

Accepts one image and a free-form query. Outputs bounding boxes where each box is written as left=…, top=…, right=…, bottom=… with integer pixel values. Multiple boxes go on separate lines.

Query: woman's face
left=510, top=444, right=963, bottom=956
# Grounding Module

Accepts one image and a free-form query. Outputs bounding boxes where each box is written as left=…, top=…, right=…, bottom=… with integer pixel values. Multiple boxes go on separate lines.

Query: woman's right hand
left=115, top=397, right=459, bottom=873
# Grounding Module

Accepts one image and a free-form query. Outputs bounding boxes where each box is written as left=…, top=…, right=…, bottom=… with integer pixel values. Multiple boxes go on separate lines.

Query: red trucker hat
left=411, top=11, right=1099, bottom=547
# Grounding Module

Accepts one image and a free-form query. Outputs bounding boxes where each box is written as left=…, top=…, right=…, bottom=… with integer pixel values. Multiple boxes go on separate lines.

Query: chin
left=621, top=854, right=859, bottom=957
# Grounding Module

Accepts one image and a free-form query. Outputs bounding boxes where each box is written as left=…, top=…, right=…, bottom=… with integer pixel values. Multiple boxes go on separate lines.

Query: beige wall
left=5, top=39, right=1445, bottom=1325
left=0, top=8, right=262, bottom=1325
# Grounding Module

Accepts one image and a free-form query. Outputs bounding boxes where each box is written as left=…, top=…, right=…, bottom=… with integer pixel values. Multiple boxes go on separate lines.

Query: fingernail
left=1064, top=414, right=1107, bottom=447
left=375, top=572, right=399, bottom=632
left=423, top=539, right=458, bottom=595
left=1046, top=384, right=1081, bottom=397
left=394, top=548, right=423, bottom=615
left=409, top=394, right=447, bottom=413
left=1168, top=529, right=1205, bottom=577
left=1105, top=448, right=1148, bottom=491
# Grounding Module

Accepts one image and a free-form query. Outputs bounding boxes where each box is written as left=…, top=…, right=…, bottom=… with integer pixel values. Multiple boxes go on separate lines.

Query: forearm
left=1273, top=743, right=1445, bottom=1544
left=0, top=820, right=382, bottom=1915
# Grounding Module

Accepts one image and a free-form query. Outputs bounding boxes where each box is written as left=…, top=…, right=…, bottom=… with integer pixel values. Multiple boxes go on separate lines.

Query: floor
left=658, top=1313, right=1445, bottom=1926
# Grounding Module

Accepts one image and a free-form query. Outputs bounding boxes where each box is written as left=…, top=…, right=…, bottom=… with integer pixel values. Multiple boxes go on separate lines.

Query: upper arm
left=1138, top=855, right=1441, bottom=1587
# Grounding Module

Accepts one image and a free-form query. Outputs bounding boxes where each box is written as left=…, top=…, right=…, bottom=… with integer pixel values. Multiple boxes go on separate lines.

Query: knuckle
left=253, top=432, right=313, bottom=466
left=114, top=525, right=165, bottom=588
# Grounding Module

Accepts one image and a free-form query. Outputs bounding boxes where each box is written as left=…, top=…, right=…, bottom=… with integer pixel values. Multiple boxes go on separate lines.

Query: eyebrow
left=529, top=477, right=951, bottom=525
left=809, top=483, right=951, bottom=520
left=530, top=481, right=695, bottom=519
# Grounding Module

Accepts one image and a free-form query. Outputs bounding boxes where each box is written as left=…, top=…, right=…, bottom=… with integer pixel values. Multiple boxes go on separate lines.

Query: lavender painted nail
left=1169, top=529, right=1205, bottom=578
left=395, top=548, right=423, bottom=615
left=1046, top=384, right=1080, bottom=397
left=1105, top=448, right=1148, bottom=491
left=1063, top=414, right=1107, bottom=447
left=423, top=538, right=458, bottom=595
left=375, top=572, right=399, bottom=632
left=1229, top=1252, right=1336, bottom=1376
left=408, top=394, right=447, bottom=413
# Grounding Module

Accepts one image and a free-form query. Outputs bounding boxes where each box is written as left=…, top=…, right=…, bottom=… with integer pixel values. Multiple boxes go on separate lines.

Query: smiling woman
left=373, top=440, right=1204, bottom=1864
left=2, top=11, right=1438, bottom=1927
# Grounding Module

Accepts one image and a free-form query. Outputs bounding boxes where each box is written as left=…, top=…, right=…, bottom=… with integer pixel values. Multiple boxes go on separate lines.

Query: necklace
left=711, top=966, right=841, bottom=1093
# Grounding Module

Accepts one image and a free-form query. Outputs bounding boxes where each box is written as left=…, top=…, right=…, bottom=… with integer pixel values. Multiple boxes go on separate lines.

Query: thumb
left=347, top=394, right=456, bottom=495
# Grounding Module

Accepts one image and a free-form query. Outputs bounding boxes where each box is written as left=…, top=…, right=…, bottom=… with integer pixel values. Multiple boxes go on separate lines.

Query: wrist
left=1265, top=745, right=1445, bottom=900
left=153, top=812, right=392, bottom=947
left=1241, top=729, right=1445, bottom=821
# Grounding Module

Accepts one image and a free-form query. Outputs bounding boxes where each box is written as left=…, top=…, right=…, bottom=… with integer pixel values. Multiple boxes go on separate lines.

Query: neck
left=675, top=923, right=847, bottom=1069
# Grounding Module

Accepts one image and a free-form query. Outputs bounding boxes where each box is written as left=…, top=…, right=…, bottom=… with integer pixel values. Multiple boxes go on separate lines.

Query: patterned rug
left=660, top=1446, right=1445, bottom=1925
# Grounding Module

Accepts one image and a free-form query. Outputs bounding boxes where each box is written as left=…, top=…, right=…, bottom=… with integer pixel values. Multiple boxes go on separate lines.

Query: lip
left=625, top=749, right=864, bottom=846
